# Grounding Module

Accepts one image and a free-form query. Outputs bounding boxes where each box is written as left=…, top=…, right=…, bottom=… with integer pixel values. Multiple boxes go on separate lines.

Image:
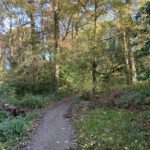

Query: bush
left=18, top=92, right=65, bottom=109
left=0, top=117, right=28, bottom=144
left=24, top=112, right=38, bottom=122
left=0, top=86, right=16, bottom=100
left=18, top=94, right=47, bottom=109
left=81, top=91, right=93, bottom=101
left=0, top=111, right=8, bottom=122
left=9, top=117, right=28, bottom=135
left=0, top=112, right=38, bottom=148
left=117, top=87, right=150, bottom=105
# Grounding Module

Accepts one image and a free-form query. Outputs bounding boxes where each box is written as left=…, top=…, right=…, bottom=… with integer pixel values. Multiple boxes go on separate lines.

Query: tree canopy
left=0, top=0, right=149, bottom=94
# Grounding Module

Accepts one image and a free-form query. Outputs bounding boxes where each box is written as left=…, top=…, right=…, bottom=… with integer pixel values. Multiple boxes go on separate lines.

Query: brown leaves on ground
left=95, top=89, right=123, bottom=103
left=94, top=90, right=150, bottom=111
left=132, top=119, right=150, bottom=129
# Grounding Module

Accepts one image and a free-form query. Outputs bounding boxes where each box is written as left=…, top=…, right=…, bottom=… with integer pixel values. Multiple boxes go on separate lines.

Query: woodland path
left=26, top=96, right=77, bottom=150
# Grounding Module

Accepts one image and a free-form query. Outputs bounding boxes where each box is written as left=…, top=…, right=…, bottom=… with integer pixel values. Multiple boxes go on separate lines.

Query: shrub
left=0, top=86, right=16, bottom=100
left=9, top=117, right=28, bottom=135
left=0, top=117, right=28, bottom=145
left=24, top=112, right=38, bottom=123
left=81, top=91, right=92, bottom=101
left=117, top=88, right=150, bottom=105
left=0, top=111, right=8, bottom=122
left=0, top=117, right=28, bottom=136
left=18, top=94, right=47, bottom=109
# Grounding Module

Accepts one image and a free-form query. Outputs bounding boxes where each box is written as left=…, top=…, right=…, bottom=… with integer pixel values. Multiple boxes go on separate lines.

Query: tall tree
left=28, top=0, right=39, bottom=90
left=52, top=0, right=60, bottom=91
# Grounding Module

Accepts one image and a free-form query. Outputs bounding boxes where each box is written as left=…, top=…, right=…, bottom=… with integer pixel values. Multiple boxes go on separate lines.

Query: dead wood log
left=0, top=104, right=25, bottom=116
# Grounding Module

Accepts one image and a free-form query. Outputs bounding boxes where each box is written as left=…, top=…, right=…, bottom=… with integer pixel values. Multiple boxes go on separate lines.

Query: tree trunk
left=72, top=23, right=74, bottom=41
left=41, top=1, right=46, bottom=61
left=0, top=46, right=3, bottom=85
left=29, top=0, right=38, bottom=91
left=92, top=61, right=97, bottom=94
left=131, top=55, right=137, bottom=82
left=53, top=0, right=60, bottom=91
left=123, top=31, right=132, bottom=85
left=9, top=19, right=15, bottom=67
left=123, top=31, right=137, bottom=84
left=92, top=0, right=97, bottom=94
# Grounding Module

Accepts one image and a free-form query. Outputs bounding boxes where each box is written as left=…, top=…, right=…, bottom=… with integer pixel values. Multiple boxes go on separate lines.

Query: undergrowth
left=76, top=109, right=150, bottom=150
left=75, top=83, right=150, bottom=150
left=0, top=86, right=70, bottom=149
left=116, top=87, right=150, bottom=105
left=0, top=112, right=38, bottom=149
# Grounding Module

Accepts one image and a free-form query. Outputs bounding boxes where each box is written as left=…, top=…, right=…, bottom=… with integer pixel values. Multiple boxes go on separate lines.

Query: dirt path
left=27, top=96, right=77, bottom=150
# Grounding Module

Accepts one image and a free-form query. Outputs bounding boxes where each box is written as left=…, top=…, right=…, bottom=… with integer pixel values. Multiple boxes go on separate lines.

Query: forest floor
left=73, top=87, right=150, bottom=150
left=25, top=96, right=77, bottom=150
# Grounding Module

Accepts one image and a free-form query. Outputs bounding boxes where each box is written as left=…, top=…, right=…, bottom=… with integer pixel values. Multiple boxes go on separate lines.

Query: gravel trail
left=28, top=96, right=77, bottom=150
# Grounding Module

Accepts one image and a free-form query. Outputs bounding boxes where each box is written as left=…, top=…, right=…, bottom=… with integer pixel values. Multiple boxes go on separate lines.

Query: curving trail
left=27, top=96, right=77, bottom=150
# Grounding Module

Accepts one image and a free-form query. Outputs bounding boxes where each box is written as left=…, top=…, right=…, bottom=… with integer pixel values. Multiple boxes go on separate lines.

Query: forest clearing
left=0, top=0, right=150, bottom=150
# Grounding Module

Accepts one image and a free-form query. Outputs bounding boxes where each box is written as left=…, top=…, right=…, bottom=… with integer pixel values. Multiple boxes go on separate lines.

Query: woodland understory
left=0, top=0, right=150, bottom=149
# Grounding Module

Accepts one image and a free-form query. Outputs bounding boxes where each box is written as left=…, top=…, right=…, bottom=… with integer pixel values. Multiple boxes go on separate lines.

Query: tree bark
left=53, top=0, right=60, bottom=91
left=29, top=0, right=38, bottom=91
left=0, top=46, right=3, bottom=85
left=92, top=0, right=97, bottom=94
left=131, top=54, right=137, bottom=82
left=41, top=0, right=46, bottom=61
left=123, top=31, right=137, bottom=85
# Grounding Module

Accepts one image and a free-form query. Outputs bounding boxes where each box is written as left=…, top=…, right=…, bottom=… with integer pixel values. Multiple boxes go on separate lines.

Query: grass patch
left=0, top=111, right=9, bottom=123
left=16, top=94, right=51, bottom=109
left=0, top=89, right=71, bottom=109
left=0, top=111, right=38, bottom=149
left=76, top=108, right=150, bottom=150
left=116, top=87, right=150, bottom=105
left=0, top=94, right=55, bottom=109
